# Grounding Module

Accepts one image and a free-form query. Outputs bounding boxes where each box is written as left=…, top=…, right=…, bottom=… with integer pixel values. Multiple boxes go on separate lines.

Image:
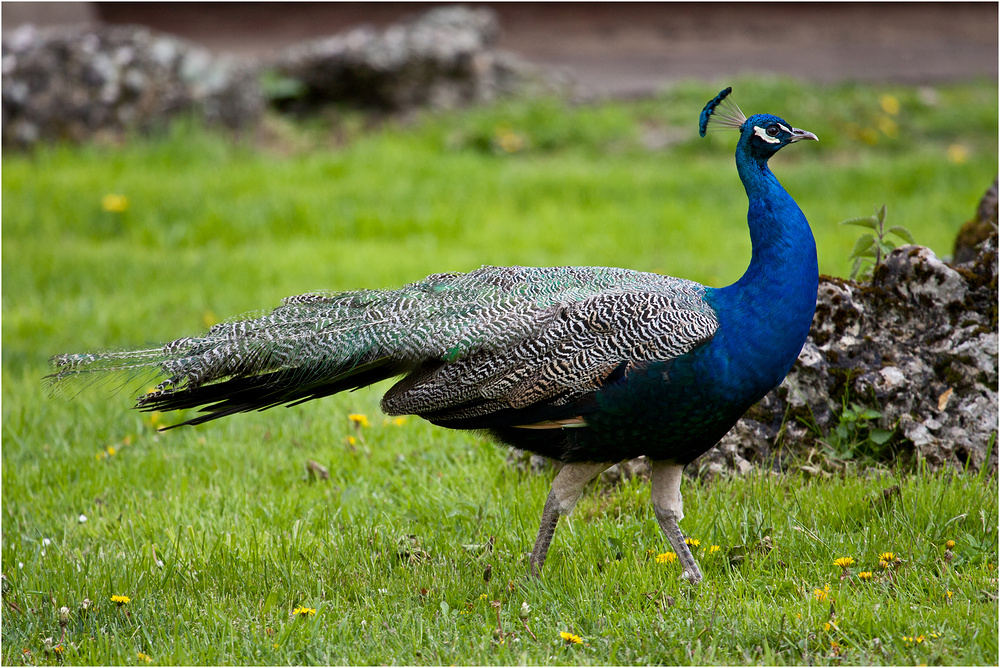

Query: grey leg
left=651, top=460, right=702, bottom=584
left=529, top=461, right=612, bottom=576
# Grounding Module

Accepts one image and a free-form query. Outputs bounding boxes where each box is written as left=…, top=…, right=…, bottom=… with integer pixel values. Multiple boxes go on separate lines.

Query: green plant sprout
left=839, top=204, right=916, bottom=280
left=821, top=401, right=896, bottom=464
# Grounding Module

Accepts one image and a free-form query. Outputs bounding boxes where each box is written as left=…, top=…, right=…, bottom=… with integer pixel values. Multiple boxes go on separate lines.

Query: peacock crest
left=698, top=86, right=748, bottom=136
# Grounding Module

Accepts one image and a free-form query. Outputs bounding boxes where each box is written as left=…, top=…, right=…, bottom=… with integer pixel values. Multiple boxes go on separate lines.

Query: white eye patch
left=753, top=123, right=792, bottom=144
left=753, top=125, right=780, bottom=144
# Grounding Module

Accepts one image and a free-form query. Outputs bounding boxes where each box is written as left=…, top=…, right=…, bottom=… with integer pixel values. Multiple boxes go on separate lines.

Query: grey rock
left=2, top=6, right=562, bottom=146
left=599, top=456, right=652, bottom=486
left=885, top=244, right=968, bottom=305
left=2, top=23, right=262, bottom=148
left=267, top=5, right=557, bottom=113
left=954, top=176, right=998, bottom=263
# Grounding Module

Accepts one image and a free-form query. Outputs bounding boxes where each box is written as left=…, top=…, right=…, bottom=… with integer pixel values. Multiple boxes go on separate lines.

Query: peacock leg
left=529, top=460, right=613, bottom=576
left=651, top=460, right=703, bottom=584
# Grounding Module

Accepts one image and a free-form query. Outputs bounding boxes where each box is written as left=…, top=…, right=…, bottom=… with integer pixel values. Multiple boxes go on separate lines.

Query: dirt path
left=90, top=2, right=998, bottom=96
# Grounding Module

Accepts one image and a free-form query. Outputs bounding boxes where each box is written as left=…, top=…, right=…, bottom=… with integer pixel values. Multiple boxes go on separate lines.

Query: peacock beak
left=789, top=127, right=819, bottom=142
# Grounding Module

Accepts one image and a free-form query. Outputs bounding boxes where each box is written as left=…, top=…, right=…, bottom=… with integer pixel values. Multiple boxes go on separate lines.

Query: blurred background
left=4, top=1, right=997, bottom=97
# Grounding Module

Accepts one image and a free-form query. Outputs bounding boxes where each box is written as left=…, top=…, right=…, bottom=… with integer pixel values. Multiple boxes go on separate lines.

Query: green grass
left=3, top=77, right=997, bottom=664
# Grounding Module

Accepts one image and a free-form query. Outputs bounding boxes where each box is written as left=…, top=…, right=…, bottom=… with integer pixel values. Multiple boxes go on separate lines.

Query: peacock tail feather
left=50, top=265, right=718, bottom=428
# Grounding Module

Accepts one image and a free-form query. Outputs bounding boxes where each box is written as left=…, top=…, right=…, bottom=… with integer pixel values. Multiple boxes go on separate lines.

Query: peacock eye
left=766, top=124, right=781, bottom=137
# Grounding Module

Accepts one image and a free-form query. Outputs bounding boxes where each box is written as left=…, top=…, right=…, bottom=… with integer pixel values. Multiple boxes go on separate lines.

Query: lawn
left=3, top=77, right=997, bottom=665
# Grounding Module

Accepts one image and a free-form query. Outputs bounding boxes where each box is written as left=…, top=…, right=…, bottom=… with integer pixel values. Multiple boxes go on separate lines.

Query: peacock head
left=699, top=87, right=817, bottom=161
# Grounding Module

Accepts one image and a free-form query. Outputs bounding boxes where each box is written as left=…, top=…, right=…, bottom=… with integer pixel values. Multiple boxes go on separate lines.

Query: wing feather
left=382, top=288, right=718, bottom=421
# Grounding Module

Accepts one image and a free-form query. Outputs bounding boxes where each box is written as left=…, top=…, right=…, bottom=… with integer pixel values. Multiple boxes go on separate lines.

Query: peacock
left=49, top=88, right=818, bottom=584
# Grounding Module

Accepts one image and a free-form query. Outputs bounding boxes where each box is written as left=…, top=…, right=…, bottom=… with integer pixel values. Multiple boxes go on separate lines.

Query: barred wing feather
left=382, top=288, right=719, bottom=421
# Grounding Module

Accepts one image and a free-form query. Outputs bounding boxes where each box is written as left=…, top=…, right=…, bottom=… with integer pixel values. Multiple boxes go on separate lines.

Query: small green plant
left=821, top=401, right=896, bottom=463
left=840, top=204, right=916, bottom=280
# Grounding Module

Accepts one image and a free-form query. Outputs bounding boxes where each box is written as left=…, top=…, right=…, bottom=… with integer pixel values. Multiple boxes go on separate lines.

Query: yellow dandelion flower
left=137, top=652, right=152, bottom=663
left=346, top=435, right=357, bottom=446
left=879, top=94, right=900, bottom=116
left=393, top=416, right=407, bottom=426
left=106, top=446, right=117, bottom=457
left=859, top=127, right=879, bottom=145
left=834, top=556, right=854, bottom=569
left=348, top=413, right=369, bottom=428
left=708, top=544, right=721, bottom=554
left=559, top=631, right=583, bottom=644
left=814, top=584, right=831, bottom=602
left=946, top=590, right=953, bottom=599
left=494, top=126, right=526, bottom=154
left=879, top=560, right=890, bottom=570
left=655, top=552, right=677, bottom=564
left=823, top=622, right=832, bottom=632
left=945, top=540, right=955, bottom=549
left=111, top=594, right=131, bottom=605
left=144, top=412, right=164, bottom=429
left=878, top=552, right=896, bottom=563
left=101, top=194, right=129, bottom=213
left=946, top=144, right=969, bottom=164
left=857, top=571, right=873, bottom=581
left=685, top=537, right=701, bottom=548
left=877, top=115, right=898, bottom=138
left=292, top=606, right=316, bottom=617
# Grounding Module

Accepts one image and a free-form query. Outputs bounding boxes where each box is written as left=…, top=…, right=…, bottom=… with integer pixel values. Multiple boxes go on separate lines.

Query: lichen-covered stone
left=3, top=6, right=559, bottom=147
left=2, top=23, right=262, bottom=148
left=954, top=176, right=997, bottom=264
left=266, top=5, right=554, bottom=112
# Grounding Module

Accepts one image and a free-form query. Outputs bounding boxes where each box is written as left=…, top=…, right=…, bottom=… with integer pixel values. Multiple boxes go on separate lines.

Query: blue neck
left=705, top=148, right=818, bottom=399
